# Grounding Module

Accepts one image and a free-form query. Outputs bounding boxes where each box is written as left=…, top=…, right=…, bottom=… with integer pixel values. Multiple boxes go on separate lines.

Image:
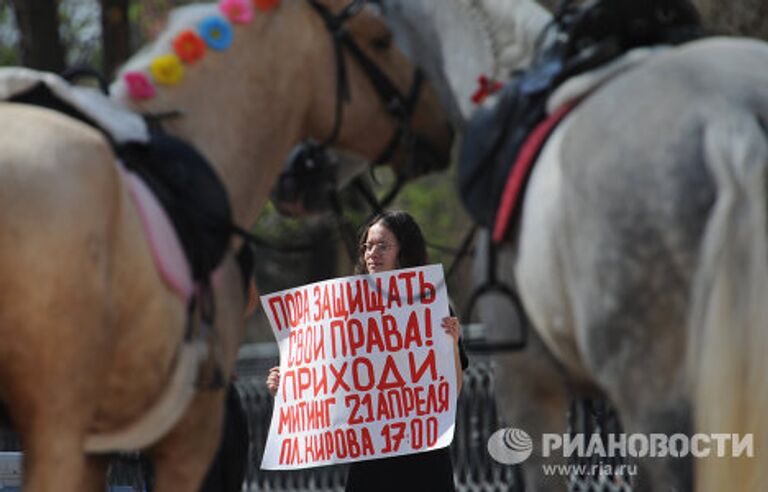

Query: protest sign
left=260, top=264, right=457, bottom=470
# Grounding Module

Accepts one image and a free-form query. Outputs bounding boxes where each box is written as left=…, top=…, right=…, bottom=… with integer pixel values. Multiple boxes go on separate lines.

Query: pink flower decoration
left=123, top=71, right=156, bottom=100
left=219, top=0, right=254, bottom=24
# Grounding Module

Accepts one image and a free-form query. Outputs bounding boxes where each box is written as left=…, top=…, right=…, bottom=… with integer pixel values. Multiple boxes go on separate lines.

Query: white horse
left=0, top=1, right=452, bottom=490
left=381, top=0, right=768, bottom=490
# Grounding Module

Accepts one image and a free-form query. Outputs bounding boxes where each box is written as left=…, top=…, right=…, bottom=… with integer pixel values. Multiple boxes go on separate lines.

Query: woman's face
left=364, top=222, right=400, bottom=273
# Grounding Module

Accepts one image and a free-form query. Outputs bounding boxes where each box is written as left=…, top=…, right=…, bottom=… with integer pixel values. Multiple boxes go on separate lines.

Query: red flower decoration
left=173, top=30, right=206, bottom=64
left=471, top=75, right=503, bottom=105
left=253, top=0, right=280, bottom=12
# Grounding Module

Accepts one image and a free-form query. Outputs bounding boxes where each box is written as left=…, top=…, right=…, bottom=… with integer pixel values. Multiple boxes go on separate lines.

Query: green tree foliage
left=0, top=2, right=19, bottom=65
left=59, top=0, right=101, bottom=68
left=363, top=165, right=473, bottom=270
left=0, top=0, right=100, bottom=69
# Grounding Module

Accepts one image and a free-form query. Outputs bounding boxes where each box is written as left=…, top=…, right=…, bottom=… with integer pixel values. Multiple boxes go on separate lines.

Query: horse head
left=111, top=0, right=454, bottom=228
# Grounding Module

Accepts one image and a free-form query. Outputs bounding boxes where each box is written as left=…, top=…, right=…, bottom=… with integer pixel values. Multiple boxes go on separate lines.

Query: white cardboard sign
left=260, top=264, right=456, bottom=469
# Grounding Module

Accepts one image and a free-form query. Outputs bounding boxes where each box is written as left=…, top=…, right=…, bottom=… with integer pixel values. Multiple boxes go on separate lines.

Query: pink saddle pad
left=122, top=168, right=194, bottom=301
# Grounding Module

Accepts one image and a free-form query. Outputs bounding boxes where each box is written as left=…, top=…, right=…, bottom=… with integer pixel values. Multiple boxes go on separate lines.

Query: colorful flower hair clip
left=149, top=54, right=185, bottom=85
left=198, top=16, right=234, bottom=51
left=220, top=0, right=254, bottom=24
left=253, top=0, right=280, bottom=12
left=123, top=71, right=156, bottom=100
left=173, top=30, right=206, bottom=64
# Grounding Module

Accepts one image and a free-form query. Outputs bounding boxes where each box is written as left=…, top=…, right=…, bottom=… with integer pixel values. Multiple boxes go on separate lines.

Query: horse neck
left=113, top=3, right=312, bottom=228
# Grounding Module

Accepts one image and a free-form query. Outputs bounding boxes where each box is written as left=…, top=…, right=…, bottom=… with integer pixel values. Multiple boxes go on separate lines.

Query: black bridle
left=306, top=0, right=425, bottom=167
left=266, top=0, right=428, bottom=261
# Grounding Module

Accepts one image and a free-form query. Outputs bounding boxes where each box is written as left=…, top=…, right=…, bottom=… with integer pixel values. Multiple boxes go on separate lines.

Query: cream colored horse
left=0, top=1, right=452, bottom=491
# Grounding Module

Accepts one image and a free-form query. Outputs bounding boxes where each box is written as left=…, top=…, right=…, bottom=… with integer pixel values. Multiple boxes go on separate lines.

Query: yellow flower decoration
left=149, top=54, right=185, bottom=86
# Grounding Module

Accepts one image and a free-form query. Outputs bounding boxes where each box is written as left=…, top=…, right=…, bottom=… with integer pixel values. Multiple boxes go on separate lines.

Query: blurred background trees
left=0, top=0, right=186, bottom=74
left=9, top=0, right=65, bottom=71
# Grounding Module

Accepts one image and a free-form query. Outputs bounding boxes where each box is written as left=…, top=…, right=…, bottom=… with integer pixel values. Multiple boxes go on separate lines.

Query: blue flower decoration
left=198, top=16, right=233, bottom=51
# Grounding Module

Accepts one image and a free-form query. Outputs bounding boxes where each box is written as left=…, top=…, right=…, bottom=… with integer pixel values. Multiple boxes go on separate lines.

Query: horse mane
left=459, top=0, right=552, bottom=76
left=456, top=0, right=504, bottom=77
left=117, top=4, right=218, bottom=76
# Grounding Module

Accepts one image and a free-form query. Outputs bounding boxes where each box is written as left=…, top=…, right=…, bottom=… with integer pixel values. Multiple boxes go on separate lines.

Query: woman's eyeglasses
left=362, top=242, right=394, bottom=253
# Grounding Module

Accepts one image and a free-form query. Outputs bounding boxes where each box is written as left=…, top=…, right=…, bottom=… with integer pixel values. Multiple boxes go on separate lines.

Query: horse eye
left=371, top=33, right=392, bottom=51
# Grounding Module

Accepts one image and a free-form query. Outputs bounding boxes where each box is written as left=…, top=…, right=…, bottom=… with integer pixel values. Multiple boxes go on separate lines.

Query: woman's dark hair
left=355, top=210, right=428, bottom=273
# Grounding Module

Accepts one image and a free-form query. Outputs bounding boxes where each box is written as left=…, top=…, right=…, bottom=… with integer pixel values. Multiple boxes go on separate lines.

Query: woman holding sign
left=267, top=210, right=468, bottom=492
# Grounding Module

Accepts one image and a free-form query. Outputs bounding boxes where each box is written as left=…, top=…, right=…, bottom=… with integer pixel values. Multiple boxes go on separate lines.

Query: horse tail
left=690, top=112, right=768, bottom=491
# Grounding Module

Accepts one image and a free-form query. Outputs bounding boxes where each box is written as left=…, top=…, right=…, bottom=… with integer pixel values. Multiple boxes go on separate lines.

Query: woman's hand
left=441, top=316, right=461, bottom=344
left=266, top=366, right=280, bottom=397
left=442, top=316, right=464, bottom=394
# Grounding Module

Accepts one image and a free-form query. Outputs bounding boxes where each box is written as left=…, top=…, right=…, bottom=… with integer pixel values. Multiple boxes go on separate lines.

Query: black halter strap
left=306, top=0, right=424, bottom=165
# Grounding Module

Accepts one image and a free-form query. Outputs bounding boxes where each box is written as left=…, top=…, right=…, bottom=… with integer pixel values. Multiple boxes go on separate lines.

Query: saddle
left=2, top=71, right=237, bottom=287
left=458, top=0, right=702, bottom=235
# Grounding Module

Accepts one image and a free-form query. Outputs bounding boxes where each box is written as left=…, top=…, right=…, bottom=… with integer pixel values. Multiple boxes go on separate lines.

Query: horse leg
left=561, top=227, right=695, bottom=488
left=22, top=440, right=107, bottom=492
left=199, top=382, right=251, bottom=492
left=0, top=250, right=115, bottom=492
left=561, top=213, right=697, bottom=489
left=148, top=390, right=227, bottom=492
left=8, top=298, right=114, bottom=492
left=582, top=316, right=693, bottom=490
left=5, top=304, right=114, bottom=492
left=149, top=259, right=245, bottom=492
